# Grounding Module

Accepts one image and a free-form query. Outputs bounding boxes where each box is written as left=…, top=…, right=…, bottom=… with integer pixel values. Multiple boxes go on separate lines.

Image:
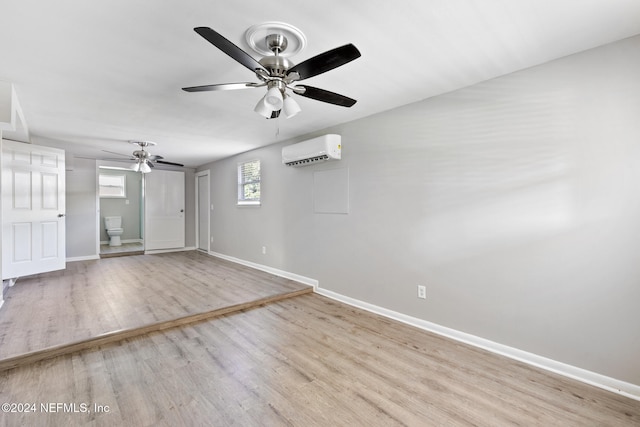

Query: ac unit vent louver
left=285, top=154, right=330, bottom=166
left=282, top=134, right=341, bottom=167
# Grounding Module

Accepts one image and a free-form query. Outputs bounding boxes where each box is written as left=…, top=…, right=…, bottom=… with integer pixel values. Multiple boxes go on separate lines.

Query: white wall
left=66, top=157, right=98, bottom=258
left=199, top=35, right=640, bottom=385
left=184, top=168, right=196, bottom=248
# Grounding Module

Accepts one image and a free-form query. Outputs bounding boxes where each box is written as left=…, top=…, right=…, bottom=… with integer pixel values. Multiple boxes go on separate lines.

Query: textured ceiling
left=2, top=0, right=640, bottom=167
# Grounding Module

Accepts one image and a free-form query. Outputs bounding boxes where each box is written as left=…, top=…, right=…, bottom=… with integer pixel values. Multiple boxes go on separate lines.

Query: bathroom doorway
left=98, top=165, right=144, bottom=258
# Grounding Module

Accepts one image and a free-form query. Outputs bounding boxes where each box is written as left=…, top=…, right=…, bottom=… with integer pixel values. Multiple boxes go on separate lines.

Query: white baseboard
left=208, top=251, right=318, bottom=288
left=316, top=287, right=640, bottom=402
left=67, top=255, right=100, bottom=262
left=145, top=246, right=197, bottom=255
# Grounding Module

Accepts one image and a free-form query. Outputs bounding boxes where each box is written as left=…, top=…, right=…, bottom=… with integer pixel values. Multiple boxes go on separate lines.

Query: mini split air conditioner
left=282, top=134, right=341, bottom=167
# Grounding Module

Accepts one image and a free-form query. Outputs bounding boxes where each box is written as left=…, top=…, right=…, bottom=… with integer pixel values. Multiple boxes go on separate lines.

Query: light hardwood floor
left=1, top=293, right=638, bottom=426
left=0, top=251, right=310, bottom=365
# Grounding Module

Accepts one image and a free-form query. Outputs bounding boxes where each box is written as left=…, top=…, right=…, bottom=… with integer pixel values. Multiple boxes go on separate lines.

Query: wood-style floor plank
left=1, top=294, right=638, bottom=426
left=0, top=251, right=311, bottom=363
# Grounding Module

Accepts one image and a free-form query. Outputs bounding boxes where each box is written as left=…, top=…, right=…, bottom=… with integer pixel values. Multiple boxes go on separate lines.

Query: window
left=237, top=160, right=261, bottom=205
left=99, top=174, right=126, bottom=198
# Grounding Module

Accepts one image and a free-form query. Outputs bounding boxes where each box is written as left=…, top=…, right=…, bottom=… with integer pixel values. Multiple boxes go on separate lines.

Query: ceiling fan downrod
left=266, top=33, right=287, bottom=55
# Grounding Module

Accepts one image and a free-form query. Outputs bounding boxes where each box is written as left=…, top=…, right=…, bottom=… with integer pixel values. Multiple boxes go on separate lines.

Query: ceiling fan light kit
left=130, top=158, right=152, bottom=173
left=282, top=94, right=301, bottom=118
left=139, top=161, right=152, bottom=173
left=254, top=96, right=273, bottom=118
left=264, top=84, right=284, bottom=109
left=182, top=23, right=361, bottom=119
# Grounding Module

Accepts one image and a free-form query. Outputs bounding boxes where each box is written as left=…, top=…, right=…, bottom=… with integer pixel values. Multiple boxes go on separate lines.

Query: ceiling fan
left=182, top=25, right=361, bottom=119
left=103, top=141, right=184, bottom=173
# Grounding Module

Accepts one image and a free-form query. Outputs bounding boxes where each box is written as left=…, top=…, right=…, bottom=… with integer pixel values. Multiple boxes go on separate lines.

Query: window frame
left=237, top=159, right=261, bottom=206
left=98, top=173, right=127, bottom=198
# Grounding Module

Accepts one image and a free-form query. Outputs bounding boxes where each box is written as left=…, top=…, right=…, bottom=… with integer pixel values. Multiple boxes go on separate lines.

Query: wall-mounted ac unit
left=282, top=134, right=341, bottom=167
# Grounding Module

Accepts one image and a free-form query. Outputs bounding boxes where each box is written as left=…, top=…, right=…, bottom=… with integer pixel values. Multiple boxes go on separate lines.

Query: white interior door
left=197, top=172, right=209, bottom=252
left=145, top=170, right=185, bottom=251
left=2, top=140, right=66, bottom=279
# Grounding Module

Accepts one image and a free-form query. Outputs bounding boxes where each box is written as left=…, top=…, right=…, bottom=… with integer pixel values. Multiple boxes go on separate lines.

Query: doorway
left=97, top=166, right=144, bottom=258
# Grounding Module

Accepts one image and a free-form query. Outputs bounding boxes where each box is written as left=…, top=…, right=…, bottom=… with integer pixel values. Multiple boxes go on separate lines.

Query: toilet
left=105, top=216, right=124, bottom=246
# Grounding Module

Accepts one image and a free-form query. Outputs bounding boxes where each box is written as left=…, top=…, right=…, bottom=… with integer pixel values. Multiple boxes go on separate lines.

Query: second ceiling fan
left=182, top=24, right=361, bottom=119
left=103, top=141, right=184, bottom=173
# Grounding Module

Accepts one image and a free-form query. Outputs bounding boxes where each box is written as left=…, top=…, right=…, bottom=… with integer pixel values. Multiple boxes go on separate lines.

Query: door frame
left=195, top=170, right=210, bottom=253
left=95, top=161, right=145, bottom=255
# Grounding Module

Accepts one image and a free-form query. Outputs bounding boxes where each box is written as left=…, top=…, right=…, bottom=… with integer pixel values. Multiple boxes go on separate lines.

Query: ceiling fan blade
left=182, top=82, right=261, bottom=92
left=194, top=27, right=267, bottom=74
left=287, top=44, right=361, bottom=81
left=102, top=150, right=133, bottom=158
left=148, top=155, right=164, bottom=161
left=103, top=158, right=135, bottom=162
left=156, top=160, right=185, bottom=167
left=294, top=85, right=357, bottom=107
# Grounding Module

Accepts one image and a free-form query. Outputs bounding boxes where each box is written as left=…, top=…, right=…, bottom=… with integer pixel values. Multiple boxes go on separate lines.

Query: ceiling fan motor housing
left=259, top=54, right=293, bottom=78
left=133, top=149, right=150, bottom=160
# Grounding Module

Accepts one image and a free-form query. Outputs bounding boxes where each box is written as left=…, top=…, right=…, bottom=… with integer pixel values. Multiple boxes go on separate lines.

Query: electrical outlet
left=417, top=285, right=426, bottom=299
left=262, top=246, right=267, bottom=255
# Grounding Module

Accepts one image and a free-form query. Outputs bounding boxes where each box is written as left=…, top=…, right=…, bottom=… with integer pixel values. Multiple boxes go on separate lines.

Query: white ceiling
left=2, top=0, right=640, bottom=168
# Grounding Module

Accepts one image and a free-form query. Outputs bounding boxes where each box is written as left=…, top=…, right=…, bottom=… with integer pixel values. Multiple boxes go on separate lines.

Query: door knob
left=58, top=213, right=65, bottom=218
left=180, top=209, right=184, bottom=213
